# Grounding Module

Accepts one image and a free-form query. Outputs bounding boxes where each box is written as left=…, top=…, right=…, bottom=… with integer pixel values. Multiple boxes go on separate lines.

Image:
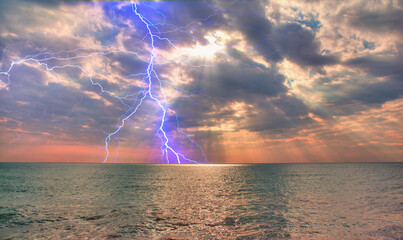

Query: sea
left=0, top=163, right=402, bottom=239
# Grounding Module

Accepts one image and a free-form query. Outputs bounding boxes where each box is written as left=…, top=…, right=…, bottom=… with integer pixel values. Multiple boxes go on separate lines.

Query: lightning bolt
left=0, top=1, right=210, bottom=164
left=0, top=1, right=266, bottom=164
left=102, top=2, right=208, bottom=164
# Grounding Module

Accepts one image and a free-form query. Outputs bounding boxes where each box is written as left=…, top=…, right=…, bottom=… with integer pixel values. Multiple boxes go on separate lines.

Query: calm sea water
left=0, top=163, right=402, bottom=239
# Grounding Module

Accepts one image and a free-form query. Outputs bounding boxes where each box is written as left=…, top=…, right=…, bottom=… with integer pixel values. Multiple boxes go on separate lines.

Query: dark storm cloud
left=213, top=0, right=268, bottom=15
left=212, top=1, right=338, bottom=66
left=237, top=14, right=283, bottom=62
left=164, top=102, right=223, bottom=135
left=317, top=78, right=402, bottom=109
left=20, top=0, right=62, bottom=6
left=273, top=23, right=338, bottom=66
left=164, top=60, right=318, bottom=137
left=345, top=8, right=403, bottom=34
left=303, top=48, right=403, bottom=117
left=272, top=93, right=311, bottom=118
left=226, top=48, right=267, bottom=69
left=339, top=52, right=403, bottom=105
left=244, top=94, right=314, bottom=133
left=345, top=54, right=403, bottom=79
left=347, top=79, right=402, bottom=104
left=209, top=0, right=283, bottom=62
left=0, top=64, right=133, bottom=143
left=189, top=63, right=287, bottom=101
left=305, top=78, right=402, bottom=118
left=109, top=52, right=149, bottom=77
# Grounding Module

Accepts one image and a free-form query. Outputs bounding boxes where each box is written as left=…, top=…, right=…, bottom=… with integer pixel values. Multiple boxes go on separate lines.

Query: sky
left=0, top=0, right=402, bottom=163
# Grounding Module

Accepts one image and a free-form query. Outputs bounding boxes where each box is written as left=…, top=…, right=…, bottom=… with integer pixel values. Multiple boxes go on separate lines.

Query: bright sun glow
left=182, top=42, right=223, bottom=59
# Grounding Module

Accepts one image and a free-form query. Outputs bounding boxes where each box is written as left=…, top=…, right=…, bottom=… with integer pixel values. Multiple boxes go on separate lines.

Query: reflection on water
left=0, top=163, right=402, bottom=239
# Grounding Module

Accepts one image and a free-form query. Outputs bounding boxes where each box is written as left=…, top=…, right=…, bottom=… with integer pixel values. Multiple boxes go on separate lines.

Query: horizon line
left=1, top=161, right=402, bottom=164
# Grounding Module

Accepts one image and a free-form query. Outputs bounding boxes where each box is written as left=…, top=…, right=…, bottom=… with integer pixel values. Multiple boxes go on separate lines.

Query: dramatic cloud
left=0, top=0, right=402, bottom=163
left=273, top=23, right=339, bottom=66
